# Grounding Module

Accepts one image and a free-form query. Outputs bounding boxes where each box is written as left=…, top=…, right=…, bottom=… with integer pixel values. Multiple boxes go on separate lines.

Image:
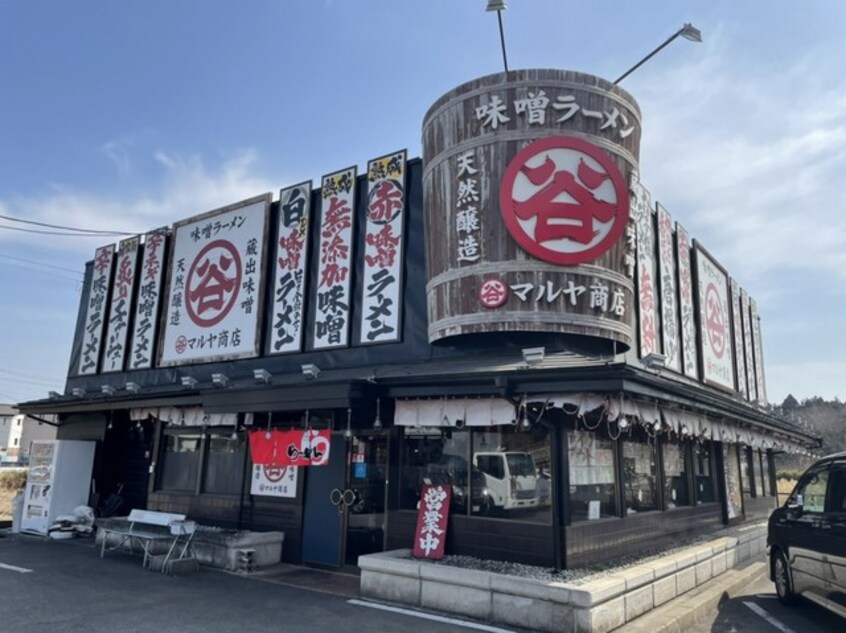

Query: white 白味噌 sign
left=730, top=279, right=748, bottom=399
left=159, top=194, right=271, bottom=366
left=102, top=236, right=141, bottom=373
left=695, top=243, right=734, bottom=390
left=312, top=167, right=356, bottom=350
left=359, top=150, right=407, bottom=344
left=268, top=182, right=312, bottom=354
left=750, top=299, right=767, bottom=405
left=656, top=203, right=680, bottom=372
left=632, top=174, right=659, bottom=358
left=741, top=289, right=757, bottom=401
left=676, top=223, right=698, bottom=379
left=78, top=244, right=115, bottom=375
left=128, top=228, right=169, bottom=370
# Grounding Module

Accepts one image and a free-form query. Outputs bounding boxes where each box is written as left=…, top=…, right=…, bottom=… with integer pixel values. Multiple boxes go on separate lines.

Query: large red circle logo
left=705, top=283, right=726, bottom=358
left=499, top=136, right=629, bottom=265
left=185, top=239, right=242, bottom=327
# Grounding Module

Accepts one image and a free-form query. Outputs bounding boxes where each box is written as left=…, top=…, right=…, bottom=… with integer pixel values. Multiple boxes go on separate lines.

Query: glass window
left=761, top=451, right=771, bottom=496
left=740, top=446, right=753, bottom=497
left=400, top=428, right=468, bottom=515
left=752, top=450, right=765, bottom=497
left=623, top=439, right=658, bottom=513
left=159, top=432, right=201, bottom=492
left=568, top=430, right=617, bottom=521
left=662, top=442, right=689, bottom=508
left=472, top=425, right=550, bottom=522
left=795, top=469, right=828, bottom=513
left=693, top=442, right=715, bottom=504
left=203, top=432, right=245, bottom=495
left=825, top=469, right=846, bottom=513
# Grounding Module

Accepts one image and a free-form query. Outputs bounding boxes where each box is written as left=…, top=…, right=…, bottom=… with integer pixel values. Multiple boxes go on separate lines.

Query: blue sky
left=1, top=1, right=844, bottom=405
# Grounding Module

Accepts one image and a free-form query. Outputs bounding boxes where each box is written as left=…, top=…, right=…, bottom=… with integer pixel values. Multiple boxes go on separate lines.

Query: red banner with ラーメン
left=248, top=429, right=331, bottom=467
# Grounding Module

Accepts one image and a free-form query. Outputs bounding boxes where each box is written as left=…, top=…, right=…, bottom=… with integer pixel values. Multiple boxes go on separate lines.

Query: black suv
left=767, top=452, right=846, bottom=618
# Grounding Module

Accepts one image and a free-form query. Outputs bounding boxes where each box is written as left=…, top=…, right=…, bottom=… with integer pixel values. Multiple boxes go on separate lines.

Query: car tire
left=773, top=549, right=797, bottom=605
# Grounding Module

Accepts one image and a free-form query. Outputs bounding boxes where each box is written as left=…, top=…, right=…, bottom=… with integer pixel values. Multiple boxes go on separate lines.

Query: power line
left=0, top=224, right=128, bottom=237
left=0, top=254, right=84, bottom=277
left=0, top=213, right=134, bottom=236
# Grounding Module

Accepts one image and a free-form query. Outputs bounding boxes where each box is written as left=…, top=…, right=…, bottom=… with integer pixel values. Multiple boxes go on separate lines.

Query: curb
left=619, top=558, right=768, bottom=633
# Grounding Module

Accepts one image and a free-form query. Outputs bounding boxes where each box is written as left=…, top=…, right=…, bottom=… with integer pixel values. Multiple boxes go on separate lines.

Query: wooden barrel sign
left=422, top=69, right=642, bottom=350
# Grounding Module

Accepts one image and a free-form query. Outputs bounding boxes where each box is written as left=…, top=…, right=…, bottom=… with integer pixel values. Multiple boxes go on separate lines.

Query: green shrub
left=776, top=470, right=803, bottom=481
left=0, top=468, right=27, bottom=491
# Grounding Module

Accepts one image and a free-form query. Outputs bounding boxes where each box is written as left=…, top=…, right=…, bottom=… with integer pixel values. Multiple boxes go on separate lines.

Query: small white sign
left=588, top=500, right=601, bottom=520
left=250, top=464, right=298, bottom=498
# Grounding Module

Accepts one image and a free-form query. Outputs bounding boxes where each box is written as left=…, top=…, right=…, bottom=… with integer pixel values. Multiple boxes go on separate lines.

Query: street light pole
left=486, top=0, right=509, bottom=73
left=614, top=23, right=702, bottom=85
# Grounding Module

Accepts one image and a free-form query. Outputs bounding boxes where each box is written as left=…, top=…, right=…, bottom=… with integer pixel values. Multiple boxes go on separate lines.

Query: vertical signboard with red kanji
left=158, top=194, right=270, bottom=366
left=268, top=182, right=312, bottom=354
left=411, top=484, right=451, bottom=560
left=730, top=279, right=748, bottom=399
left=128, top=228, right=169, bottom=370
left=78, top=244, right=115, bottom=376
left=359, top=150, right=407, bottom=344
left=632, top=175, right=659, bottom=358
left=102, top=236, right=141, bottom=372
left=656, top=203, right=680, bottom=372
left=676, top=223, right=699, bottom=379
left=740, top=289, right=757, bottom=401
left=312, top=167, right=356, bottom=350
left=750, top=298, right=767, bottom=405
left=694, top=244, right=734, bottom=391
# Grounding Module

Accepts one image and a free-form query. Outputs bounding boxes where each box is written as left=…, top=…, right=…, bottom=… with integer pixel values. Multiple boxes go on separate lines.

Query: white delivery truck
left=473, top=451, right=539, bottom=511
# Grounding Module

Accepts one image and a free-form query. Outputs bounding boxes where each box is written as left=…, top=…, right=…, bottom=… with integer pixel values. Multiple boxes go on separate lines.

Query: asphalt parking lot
left=0, top=533, right=516, bottom=633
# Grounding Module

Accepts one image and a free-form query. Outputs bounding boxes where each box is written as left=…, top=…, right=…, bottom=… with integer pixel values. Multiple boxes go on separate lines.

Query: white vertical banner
left=741, top=289, right=757, bottom=401
left=78, top=244, right=115, bottom=375
left=128, top=228, right=169, bottom=370
left=631, top=174, right=659, bottom=357
left=730, top=279, right=748, bottom=399
left=750, top=298, right=767, bottom=405
left=312, top=167, right=357, bottom=350
left=676, top=223, right=698, bottom=379
left=695, top=243, right=735, bottom=390
left=359, top=150, right=407, bottom=344
left=268, top=182, right=312, bottom=354
left=656, top=203, right=680, bottom=372
left=159, top=194, right=271, bottom=366
left=102, top=236, right=141, bottom=373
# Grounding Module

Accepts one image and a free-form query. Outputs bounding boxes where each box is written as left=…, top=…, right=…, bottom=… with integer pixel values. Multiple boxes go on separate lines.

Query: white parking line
left=0, top=562, right=33, bottom=573
left=348, top=599, right=517, bottom=633
left=743, top=601, right=796, bottom=633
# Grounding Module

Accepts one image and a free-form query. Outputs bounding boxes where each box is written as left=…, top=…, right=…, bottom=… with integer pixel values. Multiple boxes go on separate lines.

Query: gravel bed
left=415, top=527, right=745, bottom=585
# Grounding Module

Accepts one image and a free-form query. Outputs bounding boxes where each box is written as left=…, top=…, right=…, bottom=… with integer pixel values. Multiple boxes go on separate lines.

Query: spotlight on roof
left=181, top=376, right=198, bottom=389
left=253, top=368, right=272, bottom=384
left=640, top=352, right=667, bottom=371
left=301, top=364, right=321, bottom=380
left=125, top=382, right=141, bottom=394
left=71, top=387, right=86, bottom=398
left=521, top=347, right=545, bottom=365
left=48, top=391, right=61, bottom=399
left=101, top=385, right=116, bottom=396
left=211, top=373, right=230, bottom=388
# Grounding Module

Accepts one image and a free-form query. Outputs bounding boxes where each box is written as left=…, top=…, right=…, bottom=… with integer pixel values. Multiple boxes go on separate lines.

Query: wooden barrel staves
left=422, top=69, right=642, bottom=351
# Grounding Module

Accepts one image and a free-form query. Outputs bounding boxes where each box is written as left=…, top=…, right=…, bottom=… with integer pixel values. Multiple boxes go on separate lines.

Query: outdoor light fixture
left=101, top=385, right=116, bottom=396
left=618, top=416, right=630, bottom=430
left=253, top=368, right=272, bottom=384
left=344, top=407, right=353, bottom=440
left=71, top=387, right=86, bottom=398
left=652, top=420, right=663, bottom=433
left=522, top=346, right=545, bottom=365
left=640, top=352, right=667, bottom=371
left=614, top=22, right=703, bottom=85
left=301, top=364, right=321, bottom=380
left=211, top=373, right=230, bottom=388
left=48, top=391, right=61, bottom=399
left=485, top=0, right=509, bottom=73
left=181, top=376, right=198, bottom=389
left=681, top=424, right=691, bottom=436
left=372, top=398, right=383, bottom=430
left=125, top=382, right=140, bottom=394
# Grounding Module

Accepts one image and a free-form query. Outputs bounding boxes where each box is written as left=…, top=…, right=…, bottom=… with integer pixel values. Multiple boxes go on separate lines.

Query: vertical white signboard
left=268, top=182, right=312, bottom=354
left=159, top=194, right=271, bottom=366
left=750, top=298, right=767, bottom=405
left=128, top=228, right=169, bottom=370
left=78, top=244, right=115, bottom=375
left=694, top=243, right=735, bottom=390
left=740, top=289, right=757, bottom=401
left=102, top=236, right=141, bottom=372
left=676, top=223, right=698, bottom=379
left=656, top=203, right=680, bottom=372
left=631, top=174, right=659, bottom=357
left=359, top=150, right=407, bottom=344
left=730, top=279, right=748, bottom=399
left=312, top=167, right=357, bottom=350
